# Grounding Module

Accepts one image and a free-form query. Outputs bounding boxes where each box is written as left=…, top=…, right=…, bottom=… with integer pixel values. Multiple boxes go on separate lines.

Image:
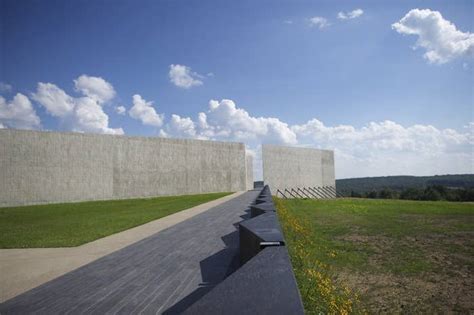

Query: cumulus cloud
left=169, top=64, right=203, bottom=89
left=32, top=83, right=75, bottom=117
left=161, top=99, right=297, bottom=145
left=72, top=97, right=123, bottom=135
left=309, top=16, right=330, bottom=29
left=32, top=77, right=123, bottom=135
left=129, top=94, right=164, bottom=127
left=115, top=106, right=126, bottom=115
left=337, top=9, right=364, bottom=20
left=292, top=119, right=473, bottom=178
left=200, top=99, right=297, bottom=144
left=392, top=8, right=474, bottom=64
left=74, top=75, right=116, bottom=103
left=160, top=114, right=198, bottom=139
left=0, top=82, right=12, bottom=93
left=0, top=93, right=41, bottom=129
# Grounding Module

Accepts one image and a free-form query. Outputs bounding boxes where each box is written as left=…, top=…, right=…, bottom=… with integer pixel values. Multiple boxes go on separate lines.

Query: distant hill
left=336, top=174, right=474, bottom=196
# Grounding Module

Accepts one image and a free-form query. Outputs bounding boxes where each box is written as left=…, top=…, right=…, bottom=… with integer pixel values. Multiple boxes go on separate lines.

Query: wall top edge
left=262, top=143, right=334, bottom=153
left=0, top=128, right=246, bottom=147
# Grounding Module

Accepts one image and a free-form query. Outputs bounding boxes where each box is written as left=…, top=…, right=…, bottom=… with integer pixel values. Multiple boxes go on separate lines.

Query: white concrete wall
left=321, top=150, right=336, bottom=187
left=245, top=155, right=254, bottom=190
left=262, top=144, right=335, bottom=195
left=0, top=129, right=247, bottom=207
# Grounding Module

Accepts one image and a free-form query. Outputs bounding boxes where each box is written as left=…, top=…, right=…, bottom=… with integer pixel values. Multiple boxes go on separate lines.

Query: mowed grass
left=0, top=192, right=232, bottom=248
left=276, top=197, right=474, bottom=314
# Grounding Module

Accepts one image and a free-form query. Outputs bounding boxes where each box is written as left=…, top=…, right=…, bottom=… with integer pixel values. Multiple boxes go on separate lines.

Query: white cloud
left=161, top=99, right=297, bottom=146
left=392, top=8, right=474, bottom=64
left=201, top=99, right=297, bottom=145
left=337, top=9, right=364, bottom=20
left=73, top=97, right=123, bottom=135
left=32, top=83, right=75, bottom=117
left=160, top=114, right=198, bottom=139
left=309, top=16, right=330, bottom=29
left=0, top=82, right=12, bottom=93
left=129, top=94, right=164, bottom=127
left=0, top=93, right=41, bottom=129
left=284, top=20, right=293, bottom=25
left=0, top=122, right=5, bottom=129
left=292, top=119, right=473, bottom=178
left=169, top=64, right=203, bottom=89
left=32, top=77, right=123, bottom=135
left=74, top=75, right=116, bottom=103
left=115, top=106, right=126, bottom=115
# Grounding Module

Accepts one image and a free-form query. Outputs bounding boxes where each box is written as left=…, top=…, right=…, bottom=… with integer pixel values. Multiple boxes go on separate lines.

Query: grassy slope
left=0, top=192, right=231, bottom=248
left=276, top=197, right=474, bottom=314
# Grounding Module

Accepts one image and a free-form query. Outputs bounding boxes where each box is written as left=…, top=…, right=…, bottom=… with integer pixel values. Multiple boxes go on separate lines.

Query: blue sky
left=1, top=0, right=473, bottom=179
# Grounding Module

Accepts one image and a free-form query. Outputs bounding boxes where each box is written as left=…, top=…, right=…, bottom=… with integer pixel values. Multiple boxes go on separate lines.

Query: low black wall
left=183, top=186, right=304, bottom=315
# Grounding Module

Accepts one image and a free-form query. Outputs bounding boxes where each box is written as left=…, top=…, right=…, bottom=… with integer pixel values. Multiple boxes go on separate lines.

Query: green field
left=0, top=192, right=231, bottom=248
left=276, top=197, right=474, bottom=314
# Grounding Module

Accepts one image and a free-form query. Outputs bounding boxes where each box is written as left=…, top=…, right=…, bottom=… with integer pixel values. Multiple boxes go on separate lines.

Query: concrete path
left=0, top=191, right=244, bottom=303
left=0, top=190, right=260, bottom=314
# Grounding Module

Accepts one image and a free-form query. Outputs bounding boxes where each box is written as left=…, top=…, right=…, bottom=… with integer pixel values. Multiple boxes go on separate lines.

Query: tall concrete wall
left=0, top=129, right=247, bottom=207
left=245, top=155, right=254, bottom=190
left=262, top=144, right=335, bottom=195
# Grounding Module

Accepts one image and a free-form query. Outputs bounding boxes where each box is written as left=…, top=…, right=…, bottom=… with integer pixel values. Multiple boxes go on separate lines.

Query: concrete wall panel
left=0, top=129, right=247, bottom=207
left=321, top=150, right=336, bottom=187
left=246, top=155, right=254, bottom=190
left=262, top=144, right=335, bottom=194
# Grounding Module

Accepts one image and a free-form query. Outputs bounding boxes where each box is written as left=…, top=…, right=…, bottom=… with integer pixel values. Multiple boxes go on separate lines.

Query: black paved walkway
left=0, top=190, right=260, bottom=314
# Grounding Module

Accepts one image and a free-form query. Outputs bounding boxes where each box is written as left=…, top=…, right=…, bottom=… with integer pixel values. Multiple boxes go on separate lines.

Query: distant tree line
left=349, top=185, right=474, bottom=202
left=336, top=174, right=474, bottom=202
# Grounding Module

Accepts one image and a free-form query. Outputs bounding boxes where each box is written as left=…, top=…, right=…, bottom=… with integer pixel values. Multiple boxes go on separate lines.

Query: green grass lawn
left=276, top=197, right=474, bottom=314
left=0, top=192, right=232, bottom=248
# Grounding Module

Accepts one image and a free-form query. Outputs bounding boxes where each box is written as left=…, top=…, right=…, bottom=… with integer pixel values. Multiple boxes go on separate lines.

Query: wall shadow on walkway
left=163, top=206, right=252, bottom=314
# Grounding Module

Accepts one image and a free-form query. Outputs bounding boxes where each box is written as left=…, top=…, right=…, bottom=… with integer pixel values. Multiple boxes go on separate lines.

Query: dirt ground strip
left=335, top=230, right=474, bottom=313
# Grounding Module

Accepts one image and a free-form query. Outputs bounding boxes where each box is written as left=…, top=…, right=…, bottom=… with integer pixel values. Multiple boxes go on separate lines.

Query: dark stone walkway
left=0, top=190, right=259, bottom=314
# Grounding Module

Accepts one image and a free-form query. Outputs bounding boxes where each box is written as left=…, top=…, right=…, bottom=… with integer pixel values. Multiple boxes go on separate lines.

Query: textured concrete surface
left=262, top=144, right=335, bottom=194
left=0, top=191, right=244, bottom=303
left=0, top=190, right=260, bottom=314
left=0, top=129, right=247, bottom=207
left=245, top=154, right=254, bottom=190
